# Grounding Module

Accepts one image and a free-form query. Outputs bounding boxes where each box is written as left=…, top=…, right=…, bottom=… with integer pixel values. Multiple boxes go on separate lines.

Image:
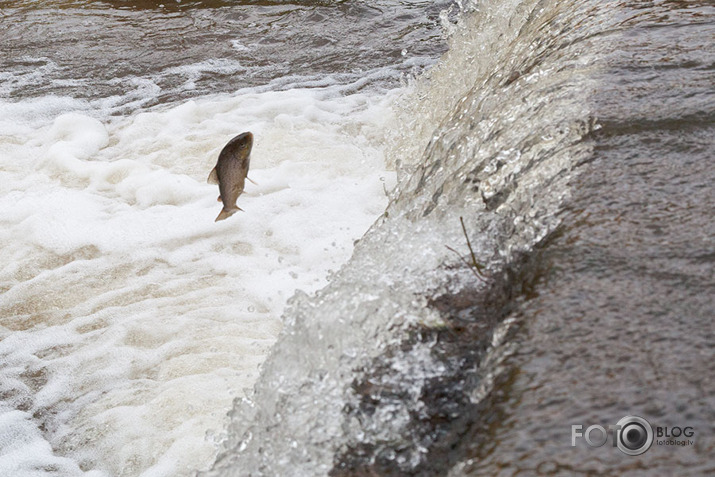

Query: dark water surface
left=469, top=3, right=715, bottom=474
left=1, top=0, right=449, bottom=111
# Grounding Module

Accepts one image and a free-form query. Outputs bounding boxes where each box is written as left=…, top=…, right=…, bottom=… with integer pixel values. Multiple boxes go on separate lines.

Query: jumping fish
left=207, top=131, right=253, bottom=222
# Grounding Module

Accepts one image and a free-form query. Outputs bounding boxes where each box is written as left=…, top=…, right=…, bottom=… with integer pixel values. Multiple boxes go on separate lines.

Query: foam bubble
left=0, top=409, right=104, bottom=477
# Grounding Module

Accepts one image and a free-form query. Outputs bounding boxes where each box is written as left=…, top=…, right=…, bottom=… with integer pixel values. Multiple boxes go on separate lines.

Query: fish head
left=235, top=131, right=253, bottom=155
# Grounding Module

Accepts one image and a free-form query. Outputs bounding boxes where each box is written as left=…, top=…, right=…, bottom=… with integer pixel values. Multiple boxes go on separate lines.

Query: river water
left=1, top=1, right=713, bottom=476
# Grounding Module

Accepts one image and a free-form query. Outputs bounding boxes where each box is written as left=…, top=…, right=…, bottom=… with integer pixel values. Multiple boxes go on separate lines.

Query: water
left=0, top=0, right=446, bottom=109
left=0, top=1, right=447, bottom=475
left=2, top=0, right=713, bottom=476
left=206, top=0, right=714, bottom=475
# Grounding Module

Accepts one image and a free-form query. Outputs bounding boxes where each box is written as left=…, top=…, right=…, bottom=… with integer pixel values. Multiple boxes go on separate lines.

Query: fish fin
left=215, top=206, right=242, bottom=222
left=246, top=176, right=258, bottom=185
left=207, top=167, right=219, bottom=184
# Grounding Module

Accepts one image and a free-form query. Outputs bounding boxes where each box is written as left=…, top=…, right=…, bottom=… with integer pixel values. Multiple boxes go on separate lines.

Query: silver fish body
left=208, top=131, right=253, bottom=222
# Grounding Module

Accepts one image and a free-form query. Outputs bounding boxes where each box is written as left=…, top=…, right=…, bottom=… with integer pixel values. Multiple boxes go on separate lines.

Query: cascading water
left=206, top=0, right=714, bottom=475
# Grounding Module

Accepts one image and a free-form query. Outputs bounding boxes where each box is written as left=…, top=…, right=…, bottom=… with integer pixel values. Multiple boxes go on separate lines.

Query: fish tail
left=215, top=206, right=243, bottom=222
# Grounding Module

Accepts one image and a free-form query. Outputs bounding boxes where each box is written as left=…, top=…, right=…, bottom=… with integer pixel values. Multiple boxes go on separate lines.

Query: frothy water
left=0, top=82, right=397, bottom=475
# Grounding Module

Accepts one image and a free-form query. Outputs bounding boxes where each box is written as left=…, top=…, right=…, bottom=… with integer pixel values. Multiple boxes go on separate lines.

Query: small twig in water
left=445, top=216, right=487, bottom=283
left=460, top=216, right=483, bottom=274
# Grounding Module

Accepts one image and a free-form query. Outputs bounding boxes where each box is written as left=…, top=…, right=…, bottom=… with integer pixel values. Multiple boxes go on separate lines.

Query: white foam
left=0, top=84, right=397, bottom=476
left=158, top=59, right=246, bottom=91
left=0, top=57, right=61, bottom=99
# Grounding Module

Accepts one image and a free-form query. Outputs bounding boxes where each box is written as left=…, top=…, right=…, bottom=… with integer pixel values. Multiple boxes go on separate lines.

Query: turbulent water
left=1, top=0, right=713, bottom=476
left=0, top=1, right=446, bottom=475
